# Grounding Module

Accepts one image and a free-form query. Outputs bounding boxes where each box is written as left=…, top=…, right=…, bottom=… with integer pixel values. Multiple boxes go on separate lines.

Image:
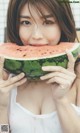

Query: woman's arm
left=55, top=71, right=80, bottom=133
left=55, top=97, right=80, bottom=133
left=0, top=105, right=10, bottom=133
left=0, top=57, right=27, bottom=133
left=0, top=106, right=8, bottom=123
left=0, top=91, right=10, bottom=133
left=41, top=52, right=80, bottom=132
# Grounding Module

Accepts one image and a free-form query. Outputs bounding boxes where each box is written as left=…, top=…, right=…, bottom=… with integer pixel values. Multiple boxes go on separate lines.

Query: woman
left=0, top=0, right=80, bottom=133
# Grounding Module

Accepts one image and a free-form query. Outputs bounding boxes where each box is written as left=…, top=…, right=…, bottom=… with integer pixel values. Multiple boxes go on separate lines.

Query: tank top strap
left=10, top=87, right=17, bottom=104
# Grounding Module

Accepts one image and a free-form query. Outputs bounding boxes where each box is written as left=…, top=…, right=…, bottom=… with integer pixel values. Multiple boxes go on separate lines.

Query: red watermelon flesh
left=0, top=42, right=80, bottom=80
left=0, top=42, right=78, bottom=59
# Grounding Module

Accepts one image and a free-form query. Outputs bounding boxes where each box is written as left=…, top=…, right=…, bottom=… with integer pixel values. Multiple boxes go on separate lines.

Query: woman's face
left=19, top=4, right=61, bottom=46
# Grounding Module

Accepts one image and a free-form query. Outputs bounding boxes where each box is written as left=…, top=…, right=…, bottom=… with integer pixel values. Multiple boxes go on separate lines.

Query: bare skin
left=16, top=51, right=77, bottom=115
left=1, top=51, right=80, bottom=133
left=0, top=57, right=27, bottom=109
left=16, top=79, right=76, bottom=115
left=0, top=51, right=77, bottom=116
left=15, top=4, right=79, bottom=117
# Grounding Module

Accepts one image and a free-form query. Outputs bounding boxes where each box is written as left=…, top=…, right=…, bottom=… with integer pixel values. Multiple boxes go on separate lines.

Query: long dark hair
left=7, top=0, right=77, bottom=45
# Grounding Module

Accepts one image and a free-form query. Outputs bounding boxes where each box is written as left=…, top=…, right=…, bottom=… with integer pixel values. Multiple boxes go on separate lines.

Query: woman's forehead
left=20, top=3, right=53, bottom=17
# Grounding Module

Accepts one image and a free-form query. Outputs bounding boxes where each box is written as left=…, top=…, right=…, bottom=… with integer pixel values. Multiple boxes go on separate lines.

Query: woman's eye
left=43, top=20, right=55, bottom=25
left=20, top=21, right=31, bottom=25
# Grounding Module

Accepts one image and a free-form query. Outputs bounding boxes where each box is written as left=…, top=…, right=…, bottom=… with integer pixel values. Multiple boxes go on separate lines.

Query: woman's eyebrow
left=19, top=14, right=53, bottom=19
left=19, top=15, right=31, bottom=19
left=42, top=14, right=53, bottom=18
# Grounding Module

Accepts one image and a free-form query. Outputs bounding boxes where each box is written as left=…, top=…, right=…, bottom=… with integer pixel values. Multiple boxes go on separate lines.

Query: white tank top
left=9, top=88, right=80, bottom=133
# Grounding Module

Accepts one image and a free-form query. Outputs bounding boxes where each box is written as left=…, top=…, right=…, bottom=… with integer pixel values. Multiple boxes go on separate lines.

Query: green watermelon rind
left=4, top=43, right=80, bottom=80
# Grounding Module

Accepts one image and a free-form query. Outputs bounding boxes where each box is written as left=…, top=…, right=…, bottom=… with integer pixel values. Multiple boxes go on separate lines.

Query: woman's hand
left=40, top=51, right=76, bottom=100
left=0, top=57, right=27, bottom=107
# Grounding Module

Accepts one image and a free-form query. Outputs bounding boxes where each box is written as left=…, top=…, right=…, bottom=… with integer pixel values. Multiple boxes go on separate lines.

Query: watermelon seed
left=23, top=54, right=27, bottom=57
left=50, top=52, right=53, bottom=54
left=17, top=49, right=22, bottom=51
left=17, top=49, right=20, bottom=50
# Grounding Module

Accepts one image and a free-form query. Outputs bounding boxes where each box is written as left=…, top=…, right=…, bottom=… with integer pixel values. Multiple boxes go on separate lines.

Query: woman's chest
left=16, top=83, right=76, bottom=115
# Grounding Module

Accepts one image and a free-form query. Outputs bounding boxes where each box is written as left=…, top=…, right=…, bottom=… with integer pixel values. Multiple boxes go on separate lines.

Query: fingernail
left=21, top=72, right=25, bottom=76
left=42, top=67, right=47, bottom=70
left=40, top=76, right=44, bottom=80
left=42, top=67, right=45, bottom=70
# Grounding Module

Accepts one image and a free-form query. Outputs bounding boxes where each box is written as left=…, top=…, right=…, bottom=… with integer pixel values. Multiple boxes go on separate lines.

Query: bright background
left=0, top=0, right=80, bottom=42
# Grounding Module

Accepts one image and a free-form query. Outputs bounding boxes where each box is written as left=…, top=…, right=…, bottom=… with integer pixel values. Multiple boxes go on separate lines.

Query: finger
left=74, top=61, right=80, bottom=78
left=3, top=69, right=10, bottom=80
left=78, top=53, right=80, bottom=58
left=46, top=76, right=71, bottom=86
left=46, top=76, right=66, bottom=84
left=0, top=57, right=5, bottom=79
left=42, top=66, right=75, bottom=76
left=66, top=50, right=75, bottom=72
left=0, top=78, right=27, bottom=93
left=75, top=57, right=80, bottom=68
left=0, top=73, right=25, bottom=88
left=40, top=72, right=64, bottom=80
left=40, top=71, right=75, bottom=81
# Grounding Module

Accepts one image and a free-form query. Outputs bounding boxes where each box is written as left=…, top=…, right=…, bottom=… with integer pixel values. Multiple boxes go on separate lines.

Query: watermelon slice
left=0, top=42, right=80, bottom=80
